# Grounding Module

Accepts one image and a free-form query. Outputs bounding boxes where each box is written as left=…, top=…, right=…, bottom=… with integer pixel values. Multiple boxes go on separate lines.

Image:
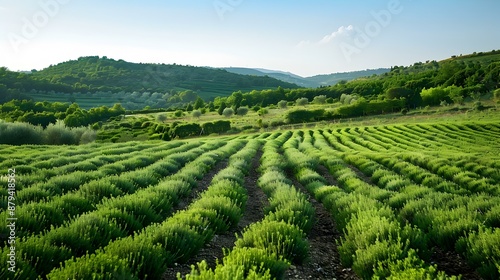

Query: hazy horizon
left=1, top=0, right=500, bottom=77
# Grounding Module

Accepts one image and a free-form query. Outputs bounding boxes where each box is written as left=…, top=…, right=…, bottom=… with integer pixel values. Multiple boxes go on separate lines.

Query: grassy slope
left=125, top=98, right=500, bottom=140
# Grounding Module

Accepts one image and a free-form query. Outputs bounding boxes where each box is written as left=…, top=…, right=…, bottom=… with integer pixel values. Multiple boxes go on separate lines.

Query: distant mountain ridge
left=221, top=67, right=390, bottom=88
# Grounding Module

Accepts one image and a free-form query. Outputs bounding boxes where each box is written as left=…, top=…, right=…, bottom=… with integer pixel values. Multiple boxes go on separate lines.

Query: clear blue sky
left=1, top=0, right=499, bottom=77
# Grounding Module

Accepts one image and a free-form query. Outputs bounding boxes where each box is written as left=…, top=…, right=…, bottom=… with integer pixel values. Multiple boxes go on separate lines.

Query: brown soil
left=285, top=169, right=360, bottom=280
left=317, top=164, right=339, bottom=186
left=163, top=150, right=268, bottom=279
left=170, top=158, right=229, bottom=213
left=430, top=247, right=483, bottom=280
left=347, top=164, right=372, bottom=185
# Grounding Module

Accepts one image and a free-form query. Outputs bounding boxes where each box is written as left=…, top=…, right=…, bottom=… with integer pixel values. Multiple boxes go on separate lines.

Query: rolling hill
left=29, top=56, right=300, bottom=100
left=222, top=67, right=390, bottom=88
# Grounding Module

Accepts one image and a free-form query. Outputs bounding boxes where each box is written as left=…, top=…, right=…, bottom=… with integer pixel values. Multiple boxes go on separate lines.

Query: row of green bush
left=0, top=120, right=96, bottom=145
left=0, top=142, right=205, bottom=239
left=351, top=152, right=500, bottom=279
left=0, top=140, right=237, bottom=278
left=398, top=153, right=499, bottom=196
left=291, top=131, right=459, bottom=279
left=97, top=118, right=232, bottom=142
left=0, top=142, right=186, bottom=216
left=181, top=132, right=315, bottom=279
left=44, top=139, right=259, bottom=279
left=284, top=99, right=406, bottom=124
left=313, top=129, right=500, bottom=279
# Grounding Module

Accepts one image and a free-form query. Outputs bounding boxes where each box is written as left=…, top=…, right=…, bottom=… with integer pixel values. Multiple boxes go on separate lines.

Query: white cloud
left=319, top=25, right=354, bottom=44
left=296, top=25, right=354, bottom=48
left=296, top=40, right=311, bottom=48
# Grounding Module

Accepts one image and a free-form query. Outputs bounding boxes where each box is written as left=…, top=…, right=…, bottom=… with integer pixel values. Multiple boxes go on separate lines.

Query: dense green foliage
left=215, top=51, right=500, bottom=111
left=1, top=50, right=500, bottom=280
left=97, top=116, right=232, bottom=142
left=2, top=51, right=499, bottom=113
left=28, top=56, right=298, bottom=97
left=0, top=99, right=125, bottom=128
left=0, top=120, right=96, bottom=145
left=1, top=121, right=499, bottom=279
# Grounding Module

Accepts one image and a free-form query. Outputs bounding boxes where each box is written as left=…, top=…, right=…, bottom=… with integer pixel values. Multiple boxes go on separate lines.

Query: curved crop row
left=343, top=127, right=390, bottom=152
left=0, top=141, right=188, bottom=216
left=0, top=140, right=242, bottom=278
left=398, top=153, right=499, bottom=195
left=0, top=142, right=208, bottom=238
left=0, top=142, right=160, bottom=174
left=311, top=131, right=500, bottom=279
left=181, top=133, right=315, bottom=279
left=338, top=151, right=500, bottom=269
left=44, top=139, right=262, bottom=280
left=295, top=131, right=459, bottom=279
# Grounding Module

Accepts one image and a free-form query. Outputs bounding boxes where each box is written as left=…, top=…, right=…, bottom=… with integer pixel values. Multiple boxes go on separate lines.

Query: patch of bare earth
left=347, top=164, right=372, bottom=185
left=430, top=247, right=483, bottom=280
left=171, top=158, right=229, bottom=213
left=285, top=165, right=359, bottom=280
left=163, top=150, right=268, bottom=279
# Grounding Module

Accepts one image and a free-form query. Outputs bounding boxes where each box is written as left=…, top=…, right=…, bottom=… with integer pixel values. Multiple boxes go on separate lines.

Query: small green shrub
left=45, top=213, right=126, bottom=256
left=235, top=221, right=308, bottom=264
left=104, top=237, right=170, bottom=280
left=46, top=252, right=137, bottom=280
left=456, top=227, right=500, bottom=279
left=146, top=223, right=206, bottom=263
left=79, top=179, right=124, bottom=204
left=222, top=247, right=290, bottom=279
left=373, top=249, right=458, bottom=280
left=17, top=237, right=72, bottom=276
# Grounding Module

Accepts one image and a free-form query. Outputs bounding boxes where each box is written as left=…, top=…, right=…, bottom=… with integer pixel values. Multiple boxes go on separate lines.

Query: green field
left=1, top=117, right=499, bottom=279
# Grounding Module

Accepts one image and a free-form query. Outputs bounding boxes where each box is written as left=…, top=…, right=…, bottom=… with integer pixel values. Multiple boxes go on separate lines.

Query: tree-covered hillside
left=215, top=50, right=500, bottom=112
left=29, top=56, right=299, bottom=99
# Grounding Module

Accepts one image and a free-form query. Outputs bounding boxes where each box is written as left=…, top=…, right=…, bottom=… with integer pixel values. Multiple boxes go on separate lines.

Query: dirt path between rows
left=430, top=246, right=483, bottom=279
left=170, top=158, right=229, bottom=213
left=285, top=166, right=359, bottom=280
left=163, top=150, right=268, bottom=279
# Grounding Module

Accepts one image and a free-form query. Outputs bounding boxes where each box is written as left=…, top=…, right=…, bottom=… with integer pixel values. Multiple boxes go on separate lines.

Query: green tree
left=64, top=110, right=87, bottom=127
left=258, top=108, right=269, bottom=116
left=445, top=85, right=464, bottom=105
left=313, top=95, right=327, bottom=104
left=278, top=100, right=288, bottom=109
left=193, top=97, right=205, bottom=109
left=208, top=102, right=215, bottom=112
left=296, top=98, right=308, bottom=106
left=236, top=106, right=249, bottom=116
left=222, top=107, right=234, bottom=118
left=110, top=103, right=126, bottom=114
left=420, top=87, right=448, bottom=106
left=218, top=102, right=227, bottom=115
left=227, top=91, right=243, bottom=111
left=385, top=87, right=412, bottom=100
left=174, top=110, right=183, bottom=117
left=157, top=114, right=167, bottom=122
left=192, top=110, right=202, bottom=119
left=179, top=90, right=198, bottom=103
left=493, top=88, right=500, bottom=103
